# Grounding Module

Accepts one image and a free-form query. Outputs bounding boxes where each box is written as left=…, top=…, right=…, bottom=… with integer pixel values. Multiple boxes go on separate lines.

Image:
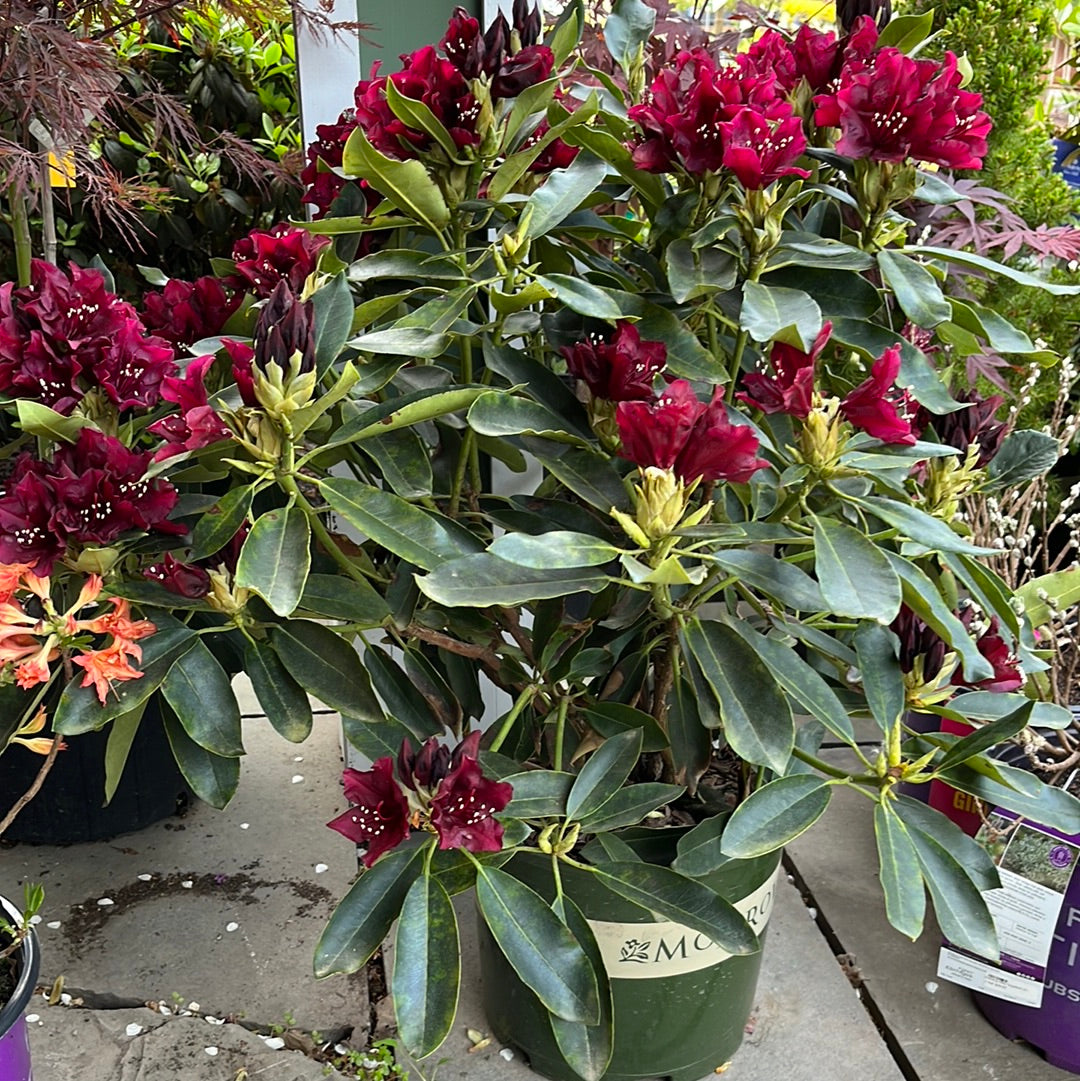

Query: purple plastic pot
left=0, top=895, right=40, bottom=1081
left=973, top=813, right=1080, bottom=1074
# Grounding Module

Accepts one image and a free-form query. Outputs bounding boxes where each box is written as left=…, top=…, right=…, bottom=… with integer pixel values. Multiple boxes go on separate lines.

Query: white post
left=294, top=0, right=361, bottom=157
left=482, top=0, right=516, bottom=19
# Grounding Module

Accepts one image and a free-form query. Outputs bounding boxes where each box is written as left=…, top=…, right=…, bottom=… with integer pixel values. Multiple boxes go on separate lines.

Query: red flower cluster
left=737, top=322, right=832, bottom=419
left=561, top=322, right=667, bottom=401
left=230, top=224, right=332, bottom=300
left=440, top=2, right=550, bottom=98
left=144, top=522, right=248, bottom=600
left=0, top=429, right=184, bottom=575
left=892, top=604, right=1022, bottom=694
left=840, top=346, right=917, bottom=446
left=628, top=48, right=808, bottom=187
left=356, top=48, right=483, bottom=161
left=813, top=29, right=991, bottom=169
left=303, top=4, right=562, bottom=213
left=147, top=354, right=232, bottom=462
left=140, top=276, right=240, bottom=348
left=327, top=732, right=513, bottom=867
left=616, top=381, right=770, bottom=484
left=301, top=110, right=360, bottom=217
left=0, top=261, right=176, bottom=415
left=741, top=20, right=878, bottom=97
left=740, top=332, right=917, bottom=446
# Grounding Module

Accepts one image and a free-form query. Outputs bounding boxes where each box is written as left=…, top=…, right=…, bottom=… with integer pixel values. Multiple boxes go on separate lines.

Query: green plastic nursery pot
left=478, top=838, right=782, bottom=1081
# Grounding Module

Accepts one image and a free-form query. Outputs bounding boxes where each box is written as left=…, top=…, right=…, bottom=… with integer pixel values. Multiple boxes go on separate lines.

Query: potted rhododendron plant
left=3, top=0, right=1080, bottom=1076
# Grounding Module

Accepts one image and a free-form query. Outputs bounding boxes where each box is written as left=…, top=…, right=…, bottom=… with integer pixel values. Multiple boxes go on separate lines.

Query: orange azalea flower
left=14, top=637, right=58, bottom=689
left=0, top=632, right=45, bottom=667
left=20, top=571, right=51, bottom=602
left=0, top=562, right=35, bottom=603
left=80, top=597, right=155, bottom=643
left=72, top=640, right=145, bottom=704
left=9, top=707, right=64, bottom=755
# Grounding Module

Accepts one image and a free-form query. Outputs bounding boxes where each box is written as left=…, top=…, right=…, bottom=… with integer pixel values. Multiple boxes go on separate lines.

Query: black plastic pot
left=0, top=700, right=190, bottom=844
left=0, top=894, right=40, bottom=1081
left=478, top=838, right=782, bottom=1081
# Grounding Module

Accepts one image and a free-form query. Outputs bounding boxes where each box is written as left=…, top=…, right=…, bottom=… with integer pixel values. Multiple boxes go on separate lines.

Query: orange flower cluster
left=0, top=563, right=156, bottom=708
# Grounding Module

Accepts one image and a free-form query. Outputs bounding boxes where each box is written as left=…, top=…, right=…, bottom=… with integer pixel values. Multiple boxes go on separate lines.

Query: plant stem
left=9, top=183, right=32, bottom=287
left=448, top=428, right=476, bottom=517
left=487, top=685, right=536, bottom=754
left=0, top=736, right=63, bottom=839
left=726, top=328, right=748, bottom=399
left=553, top=695, right=570, bottom=773
left=791, top=746, right=880, bottom=785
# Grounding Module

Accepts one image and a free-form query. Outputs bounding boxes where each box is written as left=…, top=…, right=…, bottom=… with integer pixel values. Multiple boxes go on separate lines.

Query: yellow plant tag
left=47, top=150, right=76, bottom=188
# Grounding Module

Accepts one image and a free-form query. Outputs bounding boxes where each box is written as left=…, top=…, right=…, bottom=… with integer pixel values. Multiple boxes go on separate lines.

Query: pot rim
left=0, top=893, right=41, bottom=1039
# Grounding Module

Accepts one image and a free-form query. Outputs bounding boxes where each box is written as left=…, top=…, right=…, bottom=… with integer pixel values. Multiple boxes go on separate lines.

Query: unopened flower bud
left=207, top=568, right=250, bottom=616
left=553, top=821, right=581, bottom=855
left=799, top=403, right=843, bottom=471
left=635, top=467, right=690, bottom=541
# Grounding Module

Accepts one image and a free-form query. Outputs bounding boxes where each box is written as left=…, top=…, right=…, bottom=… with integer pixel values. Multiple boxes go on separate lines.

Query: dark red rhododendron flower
left=720, top=109, right=809, bottom=190
left=839, top=346, right=918, bottom=445
left=737, top=322, right=832, bottom=419
left=0, top=429, right=183, bottom=574
left=141, top=276, right=240, bottom=348
left=814, top=46, right=991, bottom=169
left=148, top=355, right=232, bottom=462
left=617, top=381, right=770, bottom=484
left=952, top=616, right=1023, bottom=693
left=491, top=44, right=554, bottom=100
left=628, top=48, right=798, bottom=179
left=354, top=47, right=481, bottom=162
left=143, top=552, right=212, bottom=599
left=230, top=224, right=332, bottom=300
left=561, top=321, right=667, bottom=402
left=0, top=260, right=175, bottom=415
left=674, top=389, right=773, bottom=484
left=301, top=109, right=360, bottom=217
left=430, top=755, right=514, bottom=852
left=327, top=758, right=413, bottom=868
left=327, top=732, right=512, bottom=865
left=145, top=523, right=249, bottom=600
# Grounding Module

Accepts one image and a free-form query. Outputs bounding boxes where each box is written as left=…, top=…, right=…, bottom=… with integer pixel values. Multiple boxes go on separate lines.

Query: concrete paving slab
left=2, top=713, right=366, bottom=1034
left=788, top=784, right=1072, bottom=1080
left=27, top=1003, right=350, bottom=1080
left=393, top=874, right=906, bottom=1081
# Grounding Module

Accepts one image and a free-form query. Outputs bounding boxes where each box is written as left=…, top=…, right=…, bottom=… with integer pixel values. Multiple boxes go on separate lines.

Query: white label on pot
left=937, top=948, right=1044, bottom=1007
left=938, top=811, right=1080, bottom=1008
left=586, top=868, right=779, bottom=980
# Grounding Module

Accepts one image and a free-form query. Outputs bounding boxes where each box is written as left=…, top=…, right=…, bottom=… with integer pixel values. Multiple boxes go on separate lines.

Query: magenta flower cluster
left=0, top=261, right=175, bottom=415
left=327, top=732, right=513, bottom=867
left=0, top=428, right=184, bottom=574
left=300, top=2, right=570, bottom=216
left=627, top=17, right=990, bottom=185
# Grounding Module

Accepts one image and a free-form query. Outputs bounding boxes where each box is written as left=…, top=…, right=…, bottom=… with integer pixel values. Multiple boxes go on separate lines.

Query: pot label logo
left=587, top=868, right=779, bottom=980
